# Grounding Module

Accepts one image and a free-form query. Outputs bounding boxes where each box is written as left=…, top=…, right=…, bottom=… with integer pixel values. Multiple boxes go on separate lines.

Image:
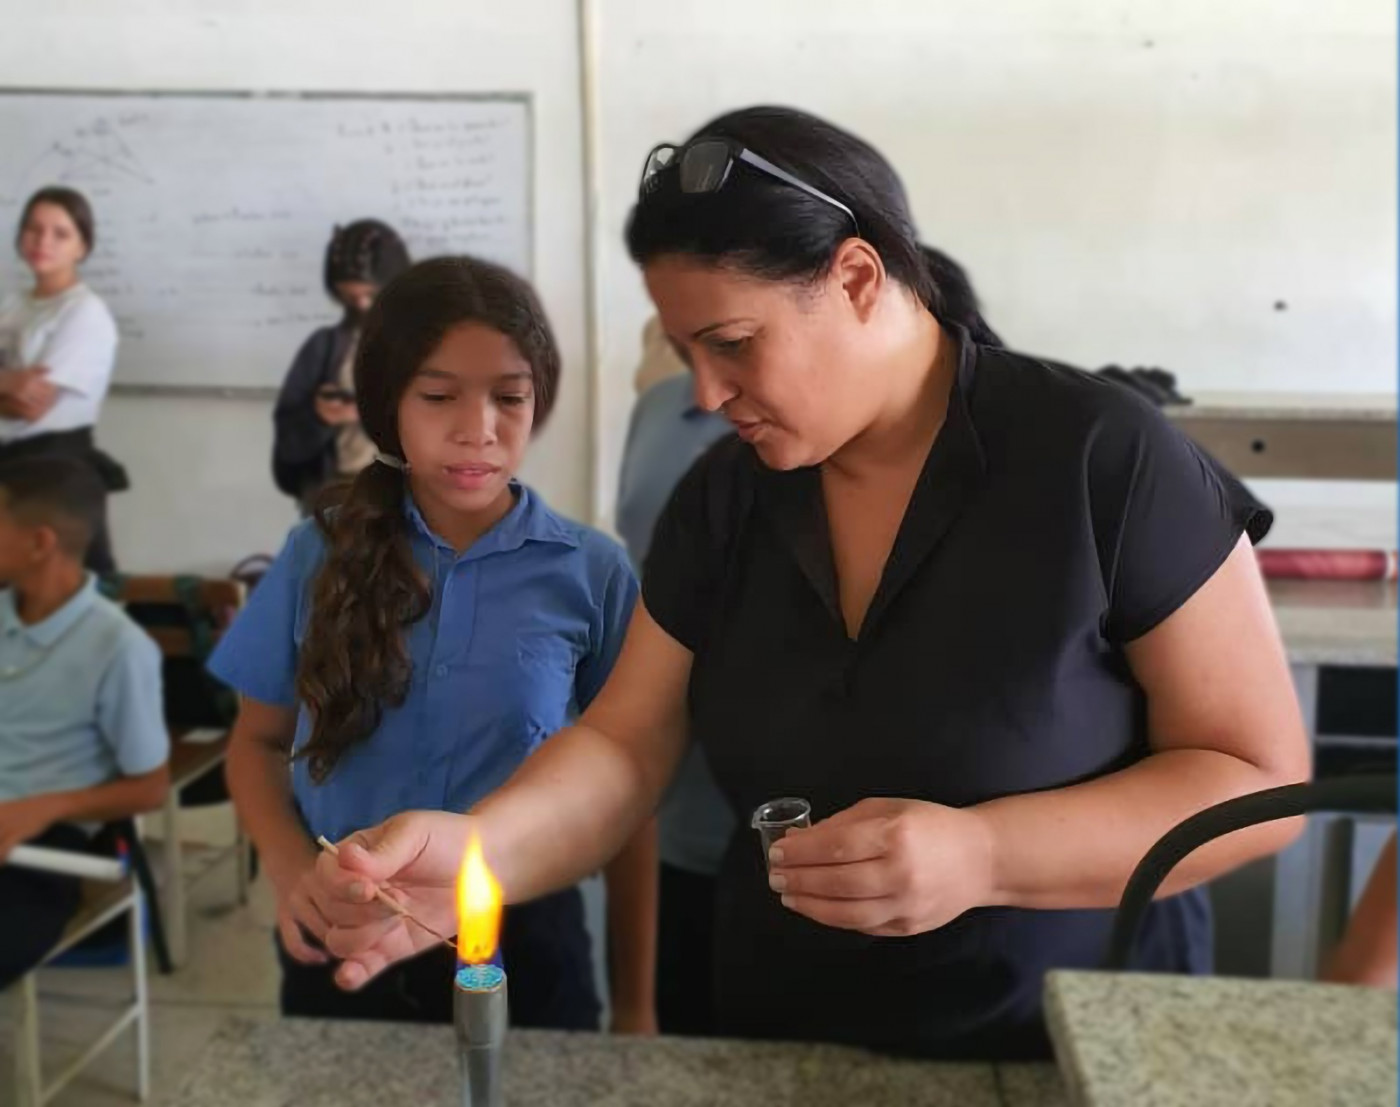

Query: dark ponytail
left=294, top=255, right=561, bottom=781
left=297, top=461, right=428, bottom=782
left=920, top=246, right=1003, bottom=348
left=626, top=106, right=1002, bottom=345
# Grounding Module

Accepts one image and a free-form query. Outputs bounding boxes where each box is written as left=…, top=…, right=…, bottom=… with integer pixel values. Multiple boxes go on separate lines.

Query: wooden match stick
left=316, top=835, right=455, bottom=948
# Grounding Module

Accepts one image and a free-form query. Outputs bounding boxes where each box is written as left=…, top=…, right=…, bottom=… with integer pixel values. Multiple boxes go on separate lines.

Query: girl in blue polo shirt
left=210, top=256, right=653, bottom=1030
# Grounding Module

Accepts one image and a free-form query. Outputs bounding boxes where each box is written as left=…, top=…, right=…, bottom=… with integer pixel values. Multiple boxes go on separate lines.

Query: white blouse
left=0, top=283, right=118, bottom=444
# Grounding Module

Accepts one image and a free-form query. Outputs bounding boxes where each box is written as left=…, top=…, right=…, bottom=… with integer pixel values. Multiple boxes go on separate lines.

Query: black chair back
left=1106, top=773, right=1397, bottom=970
left=88, top=819, right=174, bottom=975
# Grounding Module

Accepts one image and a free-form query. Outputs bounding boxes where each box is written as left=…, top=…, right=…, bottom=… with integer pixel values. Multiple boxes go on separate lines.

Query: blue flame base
left=455, top=964, right=506, bottom=991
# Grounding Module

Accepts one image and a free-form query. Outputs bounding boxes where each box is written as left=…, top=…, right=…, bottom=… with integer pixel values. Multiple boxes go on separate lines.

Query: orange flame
left=456, top=831, right=503, bottom=964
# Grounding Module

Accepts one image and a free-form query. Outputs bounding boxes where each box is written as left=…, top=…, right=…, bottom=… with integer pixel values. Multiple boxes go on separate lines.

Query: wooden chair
left=104, top=575, right=249, bottom=968
left=11, top=831, right=152, bottom=1106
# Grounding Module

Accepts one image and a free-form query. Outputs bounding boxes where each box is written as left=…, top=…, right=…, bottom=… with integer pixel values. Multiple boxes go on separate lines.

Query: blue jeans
left=0, top=825, right=88, bottom=988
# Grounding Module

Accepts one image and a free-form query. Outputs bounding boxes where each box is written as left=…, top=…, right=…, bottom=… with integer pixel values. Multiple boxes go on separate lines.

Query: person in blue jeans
left=210, top=256, right=656, bottom=1031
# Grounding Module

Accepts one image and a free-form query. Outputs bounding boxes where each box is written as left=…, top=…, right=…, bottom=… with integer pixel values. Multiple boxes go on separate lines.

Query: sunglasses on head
left=640, top=137, right=860, bottom=237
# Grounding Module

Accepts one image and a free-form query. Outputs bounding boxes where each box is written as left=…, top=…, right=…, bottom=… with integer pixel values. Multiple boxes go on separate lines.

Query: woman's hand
left=0, top=366, right=58, bottom=422
left=320, top=811, right=473, bottom=990
left=766, top=798, right=997, bottom=937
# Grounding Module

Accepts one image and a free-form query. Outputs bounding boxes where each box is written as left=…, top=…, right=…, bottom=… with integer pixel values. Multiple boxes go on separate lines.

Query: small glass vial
left=751, top=797, right=812, bottom=868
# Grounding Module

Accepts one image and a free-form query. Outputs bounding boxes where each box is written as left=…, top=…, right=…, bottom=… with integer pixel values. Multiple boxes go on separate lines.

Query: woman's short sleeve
left=1091, top=392, right=1272, bottom=643
left=40, top=293, right=118, bottom=397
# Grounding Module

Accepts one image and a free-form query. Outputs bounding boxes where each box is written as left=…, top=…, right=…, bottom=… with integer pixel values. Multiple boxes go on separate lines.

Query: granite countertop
left=1268, top=579, right=1398, bottom=668
left=164, top=1018, right=1070, bottom=1107
left=1165, top=393, right=1397, bottom=423
left=1045, top=971, right=1398, bottom=1107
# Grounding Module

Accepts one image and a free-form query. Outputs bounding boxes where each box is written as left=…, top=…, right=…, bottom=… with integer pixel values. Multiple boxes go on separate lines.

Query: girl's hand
left=320, top=811, right=473, bottom=990
left=766, top=798, right=998, bottom=937
left=273, top=851, right=380, bottom=966
left=275, top=859, right=332, bottom=965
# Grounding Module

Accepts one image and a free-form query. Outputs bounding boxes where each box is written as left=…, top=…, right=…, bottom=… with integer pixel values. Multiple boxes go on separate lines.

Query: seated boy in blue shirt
left=0, top=457, right=169, bottom=989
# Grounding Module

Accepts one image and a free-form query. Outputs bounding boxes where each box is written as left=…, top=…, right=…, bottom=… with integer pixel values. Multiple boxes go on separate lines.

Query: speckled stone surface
left=1268, top=579, right=1397, bottom=667
left=998, top=1062, right=1074, bottom=1106
left=1045, top=971, right=1398, bottom=1107
left=996, top=1063, right=1069, bottom=1107
left=163, top=1018, right=1011, bottom=1107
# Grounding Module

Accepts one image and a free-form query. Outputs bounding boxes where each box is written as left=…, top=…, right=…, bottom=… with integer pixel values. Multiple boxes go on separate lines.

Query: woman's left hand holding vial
left=766, top=797, right=998, bottom=937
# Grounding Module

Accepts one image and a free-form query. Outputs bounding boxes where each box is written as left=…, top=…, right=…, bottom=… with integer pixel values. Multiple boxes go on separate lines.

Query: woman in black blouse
left=313, top=107, right=1309, bottom=1059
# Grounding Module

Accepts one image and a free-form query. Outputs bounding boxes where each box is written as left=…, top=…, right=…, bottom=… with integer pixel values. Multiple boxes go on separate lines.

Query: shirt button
left=435, top=664, right=448, bottom=678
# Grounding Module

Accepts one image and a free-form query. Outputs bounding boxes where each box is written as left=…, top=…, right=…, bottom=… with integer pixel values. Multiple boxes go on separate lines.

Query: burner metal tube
left=454, top=965, right=507, bottom=1107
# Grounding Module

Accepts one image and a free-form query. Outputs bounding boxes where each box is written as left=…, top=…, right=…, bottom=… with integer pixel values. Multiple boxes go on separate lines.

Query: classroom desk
left=153, top=589, right=1391, bottom=1106
left=1271, top=578, right=1398, bottom=670
left=1045, top=970, right=1397, bottom=1107
left=1164, top=392, right=1396, bottom=481
left=161, top=1017, right=1070, bottom=1107
left=1264, top=578, right=1397, bottom=979
left=1163, top=390, right=1396, bottom=976
left=159, top=973, right=1400, bottom=1107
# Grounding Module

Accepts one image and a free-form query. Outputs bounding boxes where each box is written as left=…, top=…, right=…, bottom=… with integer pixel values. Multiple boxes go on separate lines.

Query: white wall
left=591, top=0, right=1397, bottom=536
left=99, top=394, right=293, bottom=571
left=0, top=0, right=587, bottom=573
left=1, top=1, right=1394, bottom=567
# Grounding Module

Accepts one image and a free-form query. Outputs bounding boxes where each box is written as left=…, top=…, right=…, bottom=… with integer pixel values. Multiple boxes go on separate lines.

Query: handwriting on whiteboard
left=0, top=93, right=529, bottom=388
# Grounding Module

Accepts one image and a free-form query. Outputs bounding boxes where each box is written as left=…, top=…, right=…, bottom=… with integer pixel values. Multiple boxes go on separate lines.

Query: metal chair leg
left=161, top=789, right=188, bottom=968
left=15, top=971, right=43, bottom=1107
left=131, top=891, right=151, bottom=1101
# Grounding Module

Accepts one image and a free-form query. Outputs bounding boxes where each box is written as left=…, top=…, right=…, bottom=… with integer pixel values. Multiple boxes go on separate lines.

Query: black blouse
left=642, top=328, right=1270, bottom=1060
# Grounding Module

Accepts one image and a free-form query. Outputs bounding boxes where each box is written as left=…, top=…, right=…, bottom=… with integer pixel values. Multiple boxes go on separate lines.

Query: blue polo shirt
left=208, top=484, right=638, bottom=843
left=0, top=575, right=168, bottom=804
left=616, top=374, right=735, bottom=876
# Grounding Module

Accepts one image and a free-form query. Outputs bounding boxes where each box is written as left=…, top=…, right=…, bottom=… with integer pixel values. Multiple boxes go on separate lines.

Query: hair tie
left=374, top=452, right=407, bottom=471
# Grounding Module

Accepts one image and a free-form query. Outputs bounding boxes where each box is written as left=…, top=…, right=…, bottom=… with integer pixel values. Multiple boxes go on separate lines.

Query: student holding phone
left=272, top=220, right=411, bottom=512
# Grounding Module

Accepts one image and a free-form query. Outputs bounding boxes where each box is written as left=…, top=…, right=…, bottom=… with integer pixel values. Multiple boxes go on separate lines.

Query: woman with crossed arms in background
left=0, top=187, right=121, bottom=572
left=313, top=106, right=1309, bottom=1059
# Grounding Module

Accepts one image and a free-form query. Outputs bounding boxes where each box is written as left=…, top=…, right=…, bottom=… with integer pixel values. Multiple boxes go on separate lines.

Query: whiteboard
left=0, top=90, right=531, bottom=391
